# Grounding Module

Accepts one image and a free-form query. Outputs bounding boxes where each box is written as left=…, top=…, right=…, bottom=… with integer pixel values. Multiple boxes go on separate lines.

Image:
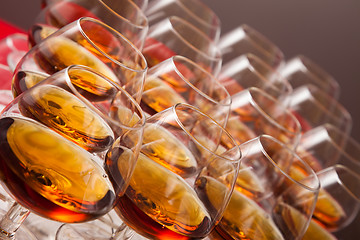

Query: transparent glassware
left=0, top=33, right=29, bottom=71
left=130, top=0, right=148, bottom=10
left=206, top=135, right=320, bottom=240
left=141, top=55, right=231, bottom=126
left=226, top=87, right=302, bottom=149
left=0, top=65, right=146, bottom=239
left=0, top=64, right=14, bottom=112
left=107, top=103, right=242, bottom=239
left=294, top=124, right=360, bottom=232
left=311, top=165, right=360, bottom=232
left=218, top=24, right=285, bottom=70
left=13, top=17, right=148, bottom=103
left=145, top=0, right=221, bottom=42
left=279, top=55, right=340, bottom=99
left=42, top=0, right=149, bottom=10
left=283, top=84, right=352, bottom=134
left=142, top=16, right=222, bottom=76
left=218, top=53, right=292, bottom=99
left=296, top=124, right=360, bottom=172
left=32, top=0, right=148, bottom=50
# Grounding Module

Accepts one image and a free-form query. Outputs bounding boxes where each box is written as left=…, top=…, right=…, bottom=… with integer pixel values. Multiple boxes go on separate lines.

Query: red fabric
left=0, top=19, right=26, bottom=40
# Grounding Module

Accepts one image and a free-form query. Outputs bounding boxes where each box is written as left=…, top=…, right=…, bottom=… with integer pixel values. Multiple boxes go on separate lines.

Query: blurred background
left=1, top=0, right=359, bottom=238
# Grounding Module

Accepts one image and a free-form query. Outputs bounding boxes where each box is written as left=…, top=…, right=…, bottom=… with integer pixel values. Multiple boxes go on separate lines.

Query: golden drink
left=19, top=84, right=114, bottom=152
left=115, top=153, right=213, bottom=239
left=0, top=117, right=115, bottom=222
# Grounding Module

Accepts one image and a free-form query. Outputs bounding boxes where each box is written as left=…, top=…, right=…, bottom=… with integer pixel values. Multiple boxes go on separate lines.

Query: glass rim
left=176, top=0, right=221, bottom=31
left=170, top=55, right=231, bottom=106
left=304, top=123, right=360, bottom=168
left=99, top=0, right=149, bottom=29
left=171, top=103, right=242, bottom=164
left=234, top=87, right=302, bottom=136
left=222, top=53, right=293, bottom=95
left=256, top=134, right=320, bottom=192
left=161, top=16, right=222, bottom=62
left=295, top=55, right=340, bottom=93
left=246, top=54, right=291, bottom=89
left=77, top=17, right=148, bottom=74
left=318, top=164, right=360, bottom=202
left=64, top=65, right=146, bottom=131
left=240, top=24, right=284, bottom=61
left=291, top=84, right=352, bottom=127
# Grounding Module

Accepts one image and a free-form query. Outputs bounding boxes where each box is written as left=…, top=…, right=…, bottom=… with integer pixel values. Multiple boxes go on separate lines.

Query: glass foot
left=0, top=209, right=38, bottom=240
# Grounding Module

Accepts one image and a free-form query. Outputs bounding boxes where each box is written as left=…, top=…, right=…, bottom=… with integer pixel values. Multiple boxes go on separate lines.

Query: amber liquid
left=140, top=76, right=187, bottom=116
left=12, top=70, right=48, bottom=97
left=113, top=152, right=213, bottom=239
left=289, top=162, right=346, bottom=230
left=18, top=84, right=114, bottom=152
left=202, top=179, right=285, bottom=240
left=0, top=116, right=115, bottom=222
left=272, top=203, right=337, bottom=240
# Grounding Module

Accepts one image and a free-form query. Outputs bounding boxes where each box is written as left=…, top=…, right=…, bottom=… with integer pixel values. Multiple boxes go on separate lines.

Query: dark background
left=1, top=0, right=359, bottom=238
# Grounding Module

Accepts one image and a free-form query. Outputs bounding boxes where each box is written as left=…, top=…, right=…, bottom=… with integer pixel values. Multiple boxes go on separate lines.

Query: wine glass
left=311, top=165, right=360, bottom=232
left=206, top=135, right=320, bottom=240
left=142, top=16, right=222, bottom=76
left=225, top=87, right=302, bottom=149
left=31, top=0, right=149, bottom=50
left=12, top=17, right=148, bottom=103
left=218, top=53, right=292, bottom=99
left=108, top=103, right=242, bottom=239
left=141, top=55, right=231, bottom=126
left=0, top=64, right=146, bottom=239
left=296, top=124, right=360, bottom=172
left=218, top=24, right=285, bottom=70
left=293, top=124, right=360, bottom=232
left=145, top=0, right=221, bottom=42
left=283, top=84, right=352, bottom=134
left=279, top=55, right=340, bottom=99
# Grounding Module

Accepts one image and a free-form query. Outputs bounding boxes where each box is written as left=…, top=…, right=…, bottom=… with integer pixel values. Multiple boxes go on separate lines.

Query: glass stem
left=0, top=202, right=30, bottom=239
left=111, top=223, right=135, bottom=240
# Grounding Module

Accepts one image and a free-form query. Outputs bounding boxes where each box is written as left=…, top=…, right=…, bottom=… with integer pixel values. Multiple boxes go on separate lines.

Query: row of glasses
left=0, top=1, right=358, bottom=238
left=293, top=124, right=360, bottom=235
left=0, top=5, right=153, bottom=238
left=1, top=3, right=240, bottom=240
left=32, top=0, right=149, bottom=50
left=142, top=16, right=222, bottom=76
left=13, top=17, right=148, bottom=103
left=268, top=24, right=360, bottom=238
left=206, top=135, right=320, bottom=240
left=145, top=0, right=221, bottom=42
left=212, top=13, right=359, bottom=239
left=0, top=65, right=146, bottom=239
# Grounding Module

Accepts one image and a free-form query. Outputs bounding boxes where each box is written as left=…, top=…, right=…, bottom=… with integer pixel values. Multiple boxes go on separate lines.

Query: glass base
left=0, top=186, right=59, bottom=240
left=0, top=210, right=38, bottom=240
